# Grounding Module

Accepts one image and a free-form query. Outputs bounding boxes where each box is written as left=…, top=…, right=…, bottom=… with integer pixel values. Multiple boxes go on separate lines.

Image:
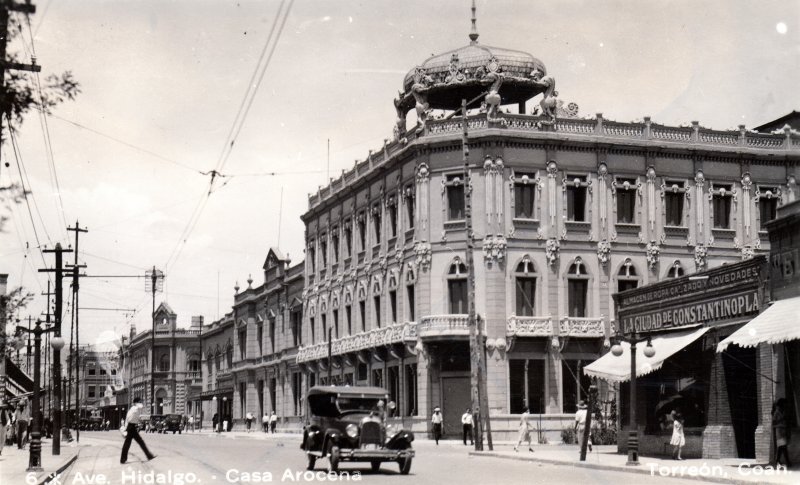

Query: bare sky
left=1, top=0, right=798, bottom=347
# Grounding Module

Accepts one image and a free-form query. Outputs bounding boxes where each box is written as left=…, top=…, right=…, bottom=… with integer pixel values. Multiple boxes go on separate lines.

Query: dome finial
left=469, top=0, right=479, bottom=44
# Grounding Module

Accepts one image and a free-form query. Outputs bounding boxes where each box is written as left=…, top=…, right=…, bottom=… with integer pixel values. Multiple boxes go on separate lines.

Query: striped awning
left=717, top=296, right=800, bottom=353
left=584, top=326, right=710, bottom=383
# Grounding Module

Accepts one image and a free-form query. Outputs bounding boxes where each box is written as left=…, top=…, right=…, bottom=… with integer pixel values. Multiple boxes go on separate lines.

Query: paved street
left=55, top=432, right=712, bottom=485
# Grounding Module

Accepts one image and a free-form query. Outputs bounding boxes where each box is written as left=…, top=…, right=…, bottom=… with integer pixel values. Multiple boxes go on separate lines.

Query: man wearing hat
left=431, top=407, right=443, bottom=445
left=574, top=400, right=592, bottom=452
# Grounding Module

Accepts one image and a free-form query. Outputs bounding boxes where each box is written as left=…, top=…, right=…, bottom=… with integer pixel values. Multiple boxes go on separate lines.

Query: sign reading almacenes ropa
left=621, top=291, right=760, bottom=334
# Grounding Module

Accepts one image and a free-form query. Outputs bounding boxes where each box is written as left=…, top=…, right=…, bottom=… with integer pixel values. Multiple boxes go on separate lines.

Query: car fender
left=385, top=430, right=415, bottom=450
left=322, top=429, right=343, bottom=455
left=302, top=426, right=322, bottom=451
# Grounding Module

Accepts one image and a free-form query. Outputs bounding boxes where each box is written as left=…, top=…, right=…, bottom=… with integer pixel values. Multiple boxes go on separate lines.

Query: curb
left=39, top=448, right=82, bottom=485
left=468, top=451, right=791, bottom=485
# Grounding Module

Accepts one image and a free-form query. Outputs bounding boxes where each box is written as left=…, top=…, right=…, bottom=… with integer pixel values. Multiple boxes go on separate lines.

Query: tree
left=0, top=15, right=81, bottom=231
left=1, top=285, right=34, bottom=358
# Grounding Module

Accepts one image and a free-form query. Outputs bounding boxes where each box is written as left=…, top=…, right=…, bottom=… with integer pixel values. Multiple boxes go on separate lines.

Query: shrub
left=561, top=427, right=576, bottom=445
left=591, top=426, right=617, bottom=445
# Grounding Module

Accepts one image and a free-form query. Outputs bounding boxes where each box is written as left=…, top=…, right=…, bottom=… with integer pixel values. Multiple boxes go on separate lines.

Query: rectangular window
left=291, top=310, right=302, bottom=346
left=345, top=305, right=352, bottom=335
left=374, top=296, right=381, bottom=328
left=357, top=363, right=368, bottom=382
left=665, top=181, right=685, bottom=226
left=357, top=214, right=366, bottom=250
left=406, top=188, right=415, bottom=229
left=562, top=360, right=592, bottom=414
left=322, top=314, right=328, bottom=341
left=308, top=244, right=316, bottom=273
left=88, top=367, right=96, bottom=376
left=292, top=372, right=301, bottom=415
left=371, top=368, right=384, bottom=388
left=407, top=285, right=416, bottom=321
left=448, top=279, right=468, bottom=314
left=566, top=177, right=587, bottom=222
left=100, top=368, right=107, bottom=375
left=88, top=385, right=96, bottom=398
left=616, top=179, right=636, bottom=224
left=389, top=290, right=397, bottom=323
left=388, top=200, right=398, bottom=238
left=514, top=175, right=536, bottom=218
left=239, top=329, right=247, bottom=359
left=388, top=366, right=400, bottom=407
left=509, top=359, right=545, bottom=414
left=372, top=206, right=382, bottom=243
left=269, top=319, right=275, bottom=353
left=359, top=301, right=366, bottom=332
left=333, top=309, right=339, bottom=339
left=405, top=363, right=418, bottom=416
left=320, top=235, right=328, bottom=267
left=618, top=279, right=638, bottom=293
left=258, top=323, right=264, bottom=355
left=567, top=280, right=588, bottom=317
left=446, top=174, right=465, bottom=220
left=713, top=187, right=732, bottom=229
left=344, top=223, right=353, bottom=257
left=310, top=317, right=316, bottom=344
left=759, top=196, right=778, bottom=226
left=331, top=231, right=339, bottom=263
left=515, top=277, right=536, bottom=316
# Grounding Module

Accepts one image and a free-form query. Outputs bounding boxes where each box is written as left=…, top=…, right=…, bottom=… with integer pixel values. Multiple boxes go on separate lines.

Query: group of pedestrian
left=0, top=400, right=30, bottom=453
left=244, top=411, right=278, bottom=433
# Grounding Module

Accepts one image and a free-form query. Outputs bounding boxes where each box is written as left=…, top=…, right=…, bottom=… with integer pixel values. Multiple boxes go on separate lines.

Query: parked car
left=300, top=386, right=414, bottom=474
left=148, top=414, right=165, bottom=433
left=164, top=414, right=184, bottom=434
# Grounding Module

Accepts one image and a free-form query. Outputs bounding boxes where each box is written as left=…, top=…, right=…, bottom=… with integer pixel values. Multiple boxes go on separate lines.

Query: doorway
left=441, top=376, right=471, bottom=437
left=723, top=346, right=758, bottom=458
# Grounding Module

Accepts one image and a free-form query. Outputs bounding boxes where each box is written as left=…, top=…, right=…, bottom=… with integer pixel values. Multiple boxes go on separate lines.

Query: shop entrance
left=722, top=346, right=758, bottom=458
left=441, top=376, right=471, bottom=437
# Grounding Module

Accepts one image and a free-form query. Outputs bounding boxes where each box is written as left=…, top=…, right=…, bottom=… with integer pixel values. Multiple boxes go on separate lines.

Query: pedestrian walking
left=461, top=408, right=474, bottom=446
left=431, top=407, right=443, bottom=445
left=269, top=411, right=278, bottom=433
left=262, top=412, right=269, bottom=433
left=212, top=413, right=219, bottom=432
left=188, top=415, right=194, bottom=432
left=15, top=401, right=30, bottom=449
left=245, top=411, right=254, bottom=432
left=514, top=407, right=534, bottom=452
left=670, top=410, right=685, bottom=460
left=120, top=397, right=156, bottom=464
left=0, top=403, right=11, bottom=455
left=772, top=398, right=792, bottom=468
left=574, top=400, right=592, bottom=453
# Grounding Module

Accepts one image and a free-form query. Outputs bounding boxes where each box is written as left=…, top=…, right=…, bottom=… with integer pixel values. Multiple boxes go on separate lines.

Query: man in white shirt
left=120, top=397, right=156, bottom=464
left=431, top=407, right=443, bottom=445
left=269, top=411, right=278, bottom=433
left=262, top=412, right=269, bottom=433
left=461, top=408, right=474, bottom=446
left=245, top=411, right=254, bottom=432
left=574, top=400, right=592, bottom=452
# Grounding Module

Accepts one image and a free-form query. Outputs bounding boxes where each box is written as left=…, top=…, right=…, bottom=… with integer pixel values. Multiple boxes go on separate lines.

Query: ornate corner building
left=294, top=19, right=800, bottom=439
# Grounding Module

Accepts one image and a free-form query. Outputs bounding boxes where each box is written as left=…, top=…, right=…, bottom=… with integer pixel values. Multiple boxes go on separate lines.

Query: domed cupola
left=393, top=1, right=558, bottom=136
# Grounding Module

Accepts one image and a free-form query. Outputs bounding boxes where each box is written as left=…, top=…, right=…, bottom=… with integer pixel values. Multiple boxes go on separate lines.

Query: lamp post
left=610, top=333, right=655, bottom=466
left=13, top=320, right=61, bottom=471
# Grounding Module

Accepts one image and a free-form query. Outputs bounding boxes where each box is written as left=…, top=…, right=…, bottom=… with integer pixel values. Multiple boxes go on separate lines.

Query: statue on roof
left=531, top=69, right=557, bottom=125
left=411, top=67, right=434, bottom=133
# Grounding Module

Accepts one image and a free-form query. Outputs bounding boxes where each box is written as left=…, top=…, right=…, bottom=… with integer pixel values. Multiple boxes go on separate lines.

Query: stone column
left=754, top=342, right=776, bottom=463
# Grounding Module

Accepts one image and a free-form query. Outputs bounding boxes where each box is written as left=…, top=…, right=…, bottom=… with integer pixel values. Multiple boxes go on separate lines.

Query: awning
left=717, top=296, right=800, bottom=353
left=584, top=326, right=710, bottom=383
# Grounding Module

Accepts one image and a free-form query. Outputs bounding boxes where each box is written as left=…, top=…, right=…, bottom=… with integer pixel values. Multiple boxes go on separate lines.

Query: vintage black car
left=301, top=386, right=414, bottom=474
left=164, top=414, right=184, bottom=434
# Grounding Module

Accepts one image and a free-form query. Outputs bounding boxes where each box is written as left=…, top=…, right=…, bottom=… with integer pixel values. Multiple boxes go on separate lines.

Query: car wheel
left=327, top=445, right=340, bottom=473
left=398, top=456, right=412, bottom=475
left=306, top=454, right=316, bottom=471
left=370, top=461, right=381, bottom=472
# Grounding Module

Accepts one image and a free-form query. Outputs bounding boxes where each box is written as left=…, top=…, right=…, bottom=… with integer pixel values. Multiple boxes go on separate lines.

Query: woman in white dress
left=670, top=410, right=686, bottom=460
left=514, top=407, right=534, bottom=452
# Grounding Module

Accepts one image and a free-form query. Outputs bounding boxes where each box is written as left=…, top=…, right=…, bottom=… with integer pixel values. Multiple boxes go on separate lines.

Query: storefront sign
left=619, top=264, right=761, bottom=308
left=621, top=291, right=760, bottom=334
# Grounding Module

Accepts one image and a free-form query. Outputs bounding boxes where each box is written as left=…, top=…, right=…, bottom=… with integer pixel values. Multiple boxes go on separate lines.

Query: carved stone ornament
left=415, top=162, right=430, bottom=183
left=413, top=241, right=432, bottom=271
left=741, top=172, right=753, bottom=190
left=545, top=238, right=560, bottom=268
left=445, top=53, right=466, bottom=84
left=645, top=240, right=660, bottom=270
left=741, top=246, right=755, bottom=260
left=596, top=240, right=611, bottom=266
left=694, top=244, right=708, bottom=271
left=597, top=162, right=608, bottom=181
left=547, top=160, right=558, bottom=178
left=482, top=235, right=508, bottom=263
left=694, top=170, right=705, bottom=187
left=646, top=166, right=657, bottom=182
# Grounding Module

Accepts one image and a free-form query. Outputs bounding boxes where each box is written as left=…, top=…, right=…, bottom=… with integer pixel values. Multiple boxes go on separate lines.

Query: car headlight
left=346, top=424, right=359, bottom=438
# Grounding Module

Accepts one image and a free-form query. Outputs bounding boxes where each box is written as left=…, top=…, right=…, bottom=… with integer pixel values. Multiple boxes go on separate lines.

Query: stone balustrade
left=506, top=315, right=553, bottom=336
left=417, top=314, right=472, bottom=339
left=558, top=316, right=606, bottom=337
left=507, top=315, right=606, bottom=337
left=296, top=321, right=417, bottom=363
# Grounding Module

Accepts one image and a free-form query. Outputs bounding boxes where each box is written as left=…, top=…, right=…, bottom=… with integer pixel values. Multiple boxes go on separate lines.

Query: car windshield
left=336, top=397, right=383, bottom=414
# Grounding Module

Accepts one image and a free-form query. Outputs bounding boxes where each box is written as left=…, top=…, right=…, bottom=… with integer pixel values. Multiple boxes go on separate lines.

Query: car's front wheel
left=398, top=456, right=412, bottom=475
left=306, top=454, right=316, bottom=471
left=327, top=445, right=340, bottom=473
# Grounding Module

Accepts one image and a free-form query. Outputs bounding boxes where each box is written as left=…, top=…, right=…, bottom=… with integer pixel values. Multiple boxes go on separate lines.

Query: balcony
left=507, top=316, right=553, bottom=337
left=558, top=317, right=606, bottom=337
left=296, top=322, right=417, bottom=363
left=417, top=314, right=472, bottom=340
left=506, top=316, right=606, bottom=338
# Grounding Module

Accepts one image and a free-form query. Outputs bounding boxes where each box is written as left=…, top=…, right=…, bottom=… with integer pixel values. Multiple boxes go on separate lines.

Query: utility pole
left=0, top=0, right=41, bottom=166
left=41, top=282, right=54, bottom=419
left=146, top=267, right=164, bottom=416
left=26, top=315, right=32, bottom=371
left=460, top=98, right=493, bottom=451
left=40, top=243, right=72, bottom=455
left=67, top=220, right=87, bottom=442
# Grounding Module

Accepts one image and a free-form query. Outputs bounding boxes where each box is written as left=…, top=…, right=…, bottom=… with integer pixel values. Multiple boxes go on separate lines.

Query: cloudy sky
left=1, top=0, right=798, bottom=347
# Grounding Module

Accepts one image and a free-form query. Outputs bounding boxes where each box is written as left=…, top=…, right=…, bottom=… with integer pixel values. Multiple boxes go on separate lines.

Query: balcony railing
left=507, top=316, right=606, bottom=338
left=417, top=314, right=473, bottom=339
left=558, top=317, right=606, bottom=337
left=296, top=322, right=417, bottom=363
left=507, top=316, right=553, bottom=336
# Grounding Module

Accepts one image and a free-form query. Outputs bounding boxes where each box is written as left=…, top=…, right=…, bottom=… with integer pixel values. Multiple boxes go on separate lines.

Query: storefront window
left=509, top=359, right=545, bottom=414
left=562, top=359, right=592, bottom=414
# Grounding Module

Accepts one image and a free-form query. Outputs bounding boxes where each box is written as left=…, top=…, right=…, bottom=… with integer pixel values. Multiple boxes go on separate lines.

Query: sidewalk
left=469, top=444, right=798, bottom=485
left=0, top=437, right=86, bottom=485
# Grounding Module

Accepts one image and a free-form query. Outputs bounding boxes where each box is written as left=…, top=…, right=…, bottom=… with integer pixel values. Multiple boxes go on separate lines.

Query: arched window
left=567, top=258, right=589, bottom=317
left=514, top=257, right=537, bottom=316
left=447, top=258, right=468, bottom=314
left=667, top=260, right=685, bottom=279
left=158, top=353, right=170, bottom=372
left=617, top=259, right=639, bottom=293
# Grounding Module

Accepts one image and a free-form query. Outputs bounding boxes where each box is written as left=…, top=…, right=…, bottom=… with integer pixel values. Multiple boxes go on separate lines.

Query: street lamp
left=610, top=334, right=655, bottom=466
left=14, top=321, right=58, bottom=471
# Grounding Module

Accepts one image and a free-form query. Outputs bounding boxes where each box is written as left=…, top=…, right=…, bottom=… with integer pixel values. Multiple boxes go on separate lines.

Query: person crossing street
left=120, top=397, right=156, bottom=464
